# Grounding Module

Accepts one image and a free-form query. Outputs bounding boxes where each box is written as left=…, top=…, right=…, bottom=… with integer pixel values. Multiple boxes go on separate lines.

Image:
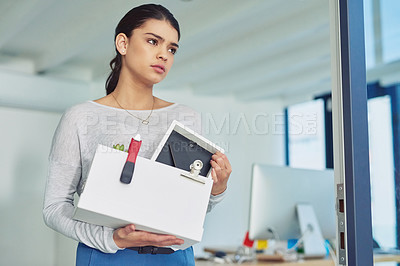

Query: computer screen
left=248, top=164, right=336, bottom=243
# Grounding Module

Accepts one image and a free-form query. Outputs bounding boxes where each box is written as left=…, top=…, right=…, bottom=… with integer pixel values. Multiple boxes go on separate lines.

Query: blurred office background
left=0, top=0, right=399, bottom=265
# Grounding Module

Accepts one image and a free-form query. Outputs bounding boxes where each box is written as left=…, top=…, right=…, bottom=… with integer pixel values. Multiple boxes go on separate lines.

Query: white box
left=73, top=121, right=223, bottom=250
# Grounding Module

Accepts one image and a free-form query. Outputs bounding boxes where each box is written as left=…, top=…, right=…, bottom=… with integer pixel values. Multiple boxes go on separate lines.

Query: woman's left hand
left=210, top=151, right=232, bottom=195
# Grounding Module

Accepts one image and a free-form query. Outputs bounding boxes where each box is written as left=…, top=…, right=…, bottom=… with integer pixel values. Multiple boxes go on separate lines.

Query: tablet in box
left=151, top=120, right=224, bottom=177
left=155, top=130, right=213, bottom=177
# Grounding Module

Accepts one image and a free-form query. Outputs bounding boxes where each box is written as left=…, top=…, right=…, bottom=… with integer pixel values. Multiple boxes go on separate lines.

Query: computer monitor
left=248, top=164, right=336, bottom=257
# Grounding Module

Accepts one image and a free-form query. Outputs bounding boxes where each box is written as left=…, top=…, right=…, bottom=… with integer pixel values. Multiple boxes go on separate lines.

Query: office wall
left=0, top=69, right=94, bottom=265
left=0, top=106, right=76, bottom=266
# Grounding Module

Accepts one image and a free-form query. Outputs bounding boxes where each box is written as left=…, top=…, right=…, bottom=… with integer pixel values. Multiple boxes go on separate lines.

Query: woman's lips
left=151, top=65, right=165, bottom=73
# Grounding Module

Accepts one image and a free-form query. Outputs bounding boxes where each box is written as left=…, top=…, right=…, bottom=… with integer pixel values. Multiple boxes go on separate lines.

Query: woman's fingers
left=211, top=153, right=232, bottom=178
left=211, top=168, right=217, bottom=182
left=221, top=153, right=232, bottom=172
left=124, top=224, right=136, bottom=234
left=210, top=151, right=232, bottom=195
left=210, top=160, right=223, bottom=180
left=114, top=225, right=184, bottom=248
left=135, top=231, right=184, bottom=246
left=211, top=154, right=225, bottom=169
left=211, top=151, right=232, bottom=173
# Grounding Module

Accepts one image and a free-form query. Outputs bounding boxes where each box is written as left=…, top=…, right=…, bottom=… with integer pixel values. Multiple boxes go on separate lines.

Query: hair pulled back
left=105, top=4, right=180, bottom=95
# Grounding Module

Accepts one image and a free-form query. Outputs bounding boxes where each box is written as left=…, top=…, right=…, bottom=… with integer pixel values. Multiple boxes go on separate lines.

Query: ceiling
left=0, top=0, right=334, bottom=102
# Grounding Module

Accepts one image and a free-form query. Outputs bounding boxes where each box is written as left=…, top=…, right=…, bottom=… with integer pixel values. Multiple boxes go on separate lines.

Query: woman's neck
left=112, top=80, right=154, bottom=110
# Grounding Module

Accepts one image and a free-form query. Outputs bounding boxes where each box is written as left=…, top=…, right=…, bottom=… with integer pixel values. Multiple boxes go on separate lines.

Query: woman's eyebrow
left=145, top=32, right=179, bottom=48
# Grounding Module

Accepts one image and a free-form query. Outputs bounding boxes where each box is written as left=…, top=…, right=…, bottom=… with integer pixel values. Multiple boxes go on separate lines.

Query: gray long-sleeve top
left=43, top=101, right=225, bottom=253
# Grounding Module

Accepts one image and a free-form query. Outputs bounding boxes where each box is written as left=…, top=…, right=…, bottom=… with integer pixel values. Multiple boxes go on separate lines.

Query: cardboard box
left=73, top=121, right=223, bottom=250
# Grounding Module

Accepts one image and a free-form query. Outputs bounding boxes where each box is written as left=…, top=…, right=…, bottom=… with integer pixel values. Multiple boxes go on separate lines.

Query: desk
left=196, top=259, right=332, bottom=266
left=375, top=254, right=400, bottom=263
left=195, top=254, right=400, bottom=265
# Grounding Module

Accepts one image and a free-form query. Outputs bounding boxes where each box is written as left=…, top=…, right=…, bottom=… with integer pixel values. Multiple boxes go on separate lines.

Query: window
left=380, top=0, right=400, bottom=63
left=368, top=95, right=396, bottom=248
left=286, top=99, right=326, bottom=170
left=363, top=0, right=400, bottom=67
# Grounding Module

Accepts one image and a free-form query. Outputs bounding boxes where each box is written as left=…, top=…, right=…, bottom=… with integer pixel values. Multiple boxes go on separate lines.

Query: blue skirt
left=76, top=243, right=195, bottom=266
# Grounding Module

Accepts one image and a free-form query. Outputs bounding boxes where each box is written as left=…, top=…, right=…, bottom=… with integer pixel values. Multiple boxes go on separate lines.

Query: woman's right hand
left=113, top=224, right=184, bottom=248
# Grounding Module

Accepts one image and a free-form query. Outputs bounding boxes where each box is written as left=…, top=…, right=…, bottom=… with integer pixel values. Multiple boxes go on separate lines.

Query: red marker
left=120, top=134, right=142, bottom=184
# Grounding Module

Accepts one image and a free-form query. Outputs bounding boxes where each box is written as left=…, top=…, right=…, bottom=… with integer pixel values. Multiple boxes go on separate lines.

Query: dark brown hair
left=105, top=4, right=180, bottom=95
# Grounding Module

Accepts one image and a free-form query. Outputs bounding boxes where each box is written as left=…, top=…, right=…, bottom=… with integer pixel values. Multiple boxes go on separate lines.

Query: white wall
left=0, top=106, right=76, bottom=266
left=0, top=69, right=89, bottom=265
left=0, top=70, right=286, bottom=264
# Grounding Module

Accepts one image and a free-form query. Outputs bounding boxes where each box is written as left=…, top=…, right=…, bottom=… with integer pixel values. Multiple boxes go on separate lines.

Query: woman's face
left=120, top=19, right=179, bottom=87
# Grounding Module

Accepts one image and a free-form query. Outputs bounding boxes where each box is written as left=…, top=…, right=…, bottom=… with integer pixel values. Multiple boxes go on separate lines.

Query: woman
left=43, top=4, right=232, bottom=266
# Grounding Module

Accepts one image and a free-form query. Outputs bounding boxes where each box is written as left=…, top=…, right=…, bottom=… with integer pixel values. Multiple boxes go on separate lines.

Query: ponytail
left=105, top=54, right=122, bottom=95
